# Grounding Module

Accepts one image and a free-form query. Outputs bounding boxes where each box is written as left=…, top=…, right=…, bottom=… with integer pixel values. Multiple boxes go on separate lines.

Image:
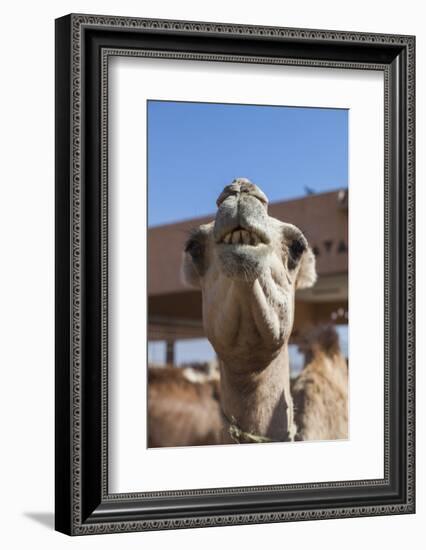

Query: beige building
left=148, top=190, right=348, bottom=364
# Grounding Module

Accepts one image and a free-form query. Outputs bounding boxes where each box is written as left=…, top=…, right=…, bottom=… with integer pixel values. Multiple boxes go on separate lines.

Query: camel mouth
left=216, top=226, right=269, bottom=246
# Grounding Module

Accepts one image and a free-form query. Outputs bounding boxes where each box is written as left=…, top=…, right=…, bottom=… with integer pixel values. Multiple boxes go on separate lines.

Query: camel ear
left=181, top=251, right=201, bottom=288
left=296, top=247, right=317, bottom=289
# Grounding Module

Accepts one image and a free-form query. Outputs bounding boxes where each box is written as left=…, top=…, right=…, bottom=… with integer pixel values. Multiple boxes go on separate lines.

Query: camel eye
left=184, top=232, right=208, bottom=277
left=185, top=239, right=203, bottom=260
left=288, top=239, right=306, bottom=270
left=290, top=239, right=305, bottom=258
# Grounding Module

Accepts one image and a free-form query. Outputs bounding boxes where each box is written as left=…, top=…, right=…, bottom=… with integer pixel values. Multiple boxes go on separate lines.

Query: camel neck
left=219, top=347, right=295, bottom=443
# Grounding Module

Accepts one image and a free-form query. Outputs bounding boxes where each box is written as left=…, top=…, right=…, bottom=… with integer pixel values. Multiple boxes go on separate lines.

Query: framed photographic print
left=55, top=14, right=415, bottom=535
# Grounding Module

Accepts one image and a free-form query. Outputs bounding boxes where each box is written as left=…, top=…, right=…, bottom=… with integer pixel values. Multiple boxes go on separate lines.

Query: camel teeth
left=241, top=230, right=250, bottom=244
left=221, top=230, right=261, bottom=245
left=232, top=230, right=241, bottom=244
left=251, top=233, right=260, bottom=245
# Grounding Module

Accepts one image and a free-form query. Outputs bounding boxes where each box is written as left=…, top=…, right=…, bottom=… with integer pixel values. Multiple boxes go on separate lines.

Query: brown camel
left=181, top=178, right=317, bottom=443
left=147, top=367, right=222, bottom=447
left=292, top=325, right=348, bottom=441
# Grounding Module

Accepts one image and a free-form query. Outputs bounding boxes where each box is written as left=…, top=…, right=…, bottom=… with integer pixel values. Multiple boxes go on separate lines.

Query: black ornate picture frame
left=55, top=13, right=415, bottom=535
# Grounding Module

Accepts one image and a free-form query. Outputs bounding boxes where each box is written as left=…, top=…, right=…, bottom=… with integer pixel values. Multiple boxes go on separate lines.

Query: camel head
left=182, top=178, right=317, bottom=371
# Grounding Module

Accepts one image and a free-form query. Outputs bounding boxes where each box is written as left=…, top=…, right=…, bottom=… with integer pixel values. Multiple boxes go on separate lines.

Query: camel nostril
left=216, top=189, right=239, bottom=208
left=238, top=188, right=268, bottom=208
left=252, top=194, right=268, bottom=207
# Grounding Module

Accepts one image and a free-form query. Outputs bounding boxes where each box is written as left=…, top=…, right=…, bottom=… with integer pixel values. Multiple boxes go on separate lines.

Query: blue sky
left=148, top=100, right=348, bottom=227
left=147, top=100, right=348, bottom=367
